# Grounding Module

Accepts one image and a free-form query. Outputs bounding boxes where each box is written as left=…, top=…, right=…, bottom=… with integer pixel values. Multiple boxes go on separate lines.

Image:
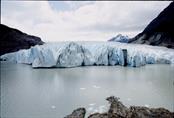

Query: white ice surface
left=1, top=42, right=174, bottom=68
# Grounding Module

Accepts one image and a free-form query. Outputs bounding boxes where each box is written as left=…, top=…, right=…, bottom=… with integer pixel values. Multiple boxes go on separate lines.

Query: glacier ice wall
left=1, top=42, right=174, bottom=68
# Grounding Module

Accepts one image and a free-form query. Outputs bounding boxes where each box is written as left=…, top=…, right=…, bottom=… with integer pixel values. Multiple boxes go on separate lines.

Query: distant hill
left=129, top=2, right=174, bottom=48
left=108, top=34, right=129, bottom=43
left=0, top=24, right=44, bottom=55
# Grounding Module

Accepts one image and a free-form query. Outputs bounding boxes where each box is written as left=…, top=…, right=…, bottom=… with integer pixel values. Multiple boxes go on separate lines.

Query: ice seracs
left=56, top=42, right=84, bottom=67
left=1, top=42, right=174, bottom=68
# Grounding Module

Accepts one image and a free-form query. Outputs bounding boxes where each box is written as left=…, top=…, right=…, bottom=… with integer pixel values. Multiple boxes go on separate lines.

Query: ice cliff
left=1, top=42, right=174, bottom=68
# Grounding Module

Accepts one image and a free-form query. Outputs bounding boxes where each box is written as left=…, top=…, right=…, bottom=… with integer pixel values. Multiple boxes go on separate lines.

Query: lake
left=1, top=62, right=174, bottom=117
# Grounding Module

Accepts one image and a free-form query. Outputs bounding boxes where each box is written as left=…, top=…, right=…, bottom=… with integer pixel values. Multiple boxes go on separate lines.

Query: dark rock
left=106, top=96, right=129, bottom=117
left=128, top=107, right=174, bottom=118
left=129, top=2, right=174, bottom=48
left=64, top=108, right=86, bottom=118
left=0, top=24, right=44, bottom=55
left=65, top=96, right=174, bottom=118
left=88, top=113, right=108, bottom=118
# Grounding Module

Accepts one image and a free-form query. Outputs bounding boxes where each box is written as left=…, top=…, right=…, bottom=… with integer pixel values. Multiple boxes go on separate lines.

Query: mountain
left=108, top=34, right=129, bottom=43
left=129, top=2, right=174, bottom=48
left=0, top=24, right=44, bottom=55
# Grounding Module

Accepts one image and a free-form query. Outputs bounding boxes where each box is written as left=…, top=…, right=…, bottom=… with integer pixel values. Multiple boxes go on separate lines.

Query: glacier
left=1, top=42, right=174, bottom=68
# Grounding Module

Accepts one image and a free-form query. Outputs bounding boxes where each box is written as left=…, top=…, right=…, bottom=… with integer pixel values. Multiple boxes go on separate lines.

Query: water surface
left=1, top=62, right=174, bottom=117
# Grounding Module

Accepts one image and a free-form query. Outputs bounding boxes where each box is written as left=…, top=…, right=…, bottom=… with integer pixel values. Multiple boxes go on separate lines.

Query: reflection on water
left=1, top=62, right=174, bottom=117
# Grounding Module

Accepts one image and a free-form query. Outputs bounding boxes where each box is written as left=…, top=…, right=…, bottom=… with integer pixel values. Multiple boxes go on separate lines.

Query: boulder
left=65, top=96, right=174, bottom=118
left=64, top=108, right=86, bottom=118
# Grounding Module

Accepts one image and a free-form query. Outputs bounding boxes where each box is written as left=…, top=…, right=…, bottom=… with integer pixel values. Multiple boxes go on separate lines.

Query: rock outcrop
left=1, top=42, right=174, bottom=68
left=65, top=96, right=174, bottom=118
left=0, top=24, right=44, bottom=55
left=65, top=108, right=86, bottom=118
left=129, top=2, right=174, bottom=48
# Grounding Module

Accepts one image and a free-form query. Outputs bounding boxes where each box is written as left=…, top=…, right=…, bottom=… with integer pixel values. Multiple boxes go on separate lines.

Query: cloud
left=1, top=1, right=172, bottom=42
left=63, top=1, right=95, bottom=10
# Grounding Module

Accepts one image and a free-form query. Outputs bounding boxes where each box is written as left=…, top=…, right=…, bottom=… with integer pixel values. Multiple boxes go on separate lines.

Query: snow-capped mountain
left=108, top=34, right=129, bottom=43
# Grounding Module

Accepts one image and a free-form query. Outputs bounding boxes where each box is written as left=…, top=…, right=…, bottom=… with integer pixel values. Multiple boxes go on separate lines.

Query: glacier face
left=1, top=42, right=174, bottom=68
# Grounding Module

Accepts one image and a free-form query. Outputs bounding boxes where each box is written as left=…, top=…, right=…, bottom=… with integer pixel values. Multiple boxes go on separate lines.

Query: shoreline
left=65, top=96, right=174, bottom=118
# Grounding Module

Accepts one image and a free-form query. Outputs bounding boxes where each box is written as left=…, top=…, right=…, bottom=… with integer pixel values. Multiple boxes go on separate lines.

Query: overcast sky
left=1, top=1, right=172, bottom=42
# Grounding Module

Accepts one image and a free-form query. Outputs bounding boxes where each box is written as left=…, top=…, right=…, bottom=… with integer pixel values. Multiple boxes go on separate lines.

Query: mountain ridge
left=129, top=2, right=174, bottom=48
left=0, top=24, right=44, bottom=55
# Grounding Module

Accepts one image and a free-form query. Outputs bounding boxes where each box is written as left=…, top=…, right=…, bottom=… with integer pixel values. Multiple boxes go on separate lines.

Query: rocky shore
left=65, top=96, right=174, bottom=118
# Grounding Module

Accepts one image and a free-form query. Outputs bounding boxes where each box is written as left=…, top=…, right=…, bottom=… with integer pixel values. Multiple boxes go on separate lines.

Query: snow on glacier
left=1, top=42, right=174, bottom=68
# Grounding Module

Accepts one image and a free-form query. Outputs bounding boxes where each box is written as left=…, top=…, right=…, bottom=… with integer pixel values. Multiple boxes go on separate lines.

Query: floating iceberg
left=1, top=42, right=174, bottom=68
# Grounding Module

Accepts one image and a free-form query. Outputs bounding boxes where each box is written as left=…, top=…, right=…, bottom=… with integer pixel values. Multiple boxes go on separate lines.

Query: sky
left=1, top=1, right=172, bottom=42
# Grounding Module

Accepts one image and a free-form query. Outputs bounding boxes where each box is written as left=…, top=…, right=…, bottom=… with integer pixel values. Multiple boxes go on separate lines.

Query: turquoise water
left=1, top=62, right=174, bottom=117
